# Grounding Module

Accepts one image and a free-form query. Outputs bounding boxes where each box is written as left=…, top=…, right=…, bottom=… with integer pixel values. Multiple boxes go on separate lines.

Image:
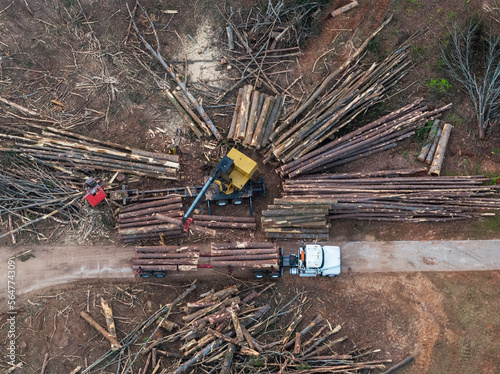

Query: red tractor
left=84, top=177, right=107, bottom=207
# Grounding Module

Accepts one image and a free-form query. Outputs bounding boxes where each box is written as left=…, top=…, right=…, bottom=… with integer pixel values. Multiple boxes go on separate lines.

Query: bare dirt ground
left=1, top=0, right=500, bottom=373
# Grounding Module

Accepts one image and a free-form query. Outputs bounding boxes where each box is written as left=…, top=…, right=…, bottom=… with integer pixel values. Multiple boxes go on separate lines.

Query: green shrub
left=426, top=78, right=451, bottom=97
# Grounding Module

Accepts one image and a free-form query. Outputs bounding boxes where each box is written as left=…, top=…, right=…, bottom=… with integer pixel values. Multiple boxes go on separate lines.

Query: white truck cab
left=291, top=244, right=341, bottom=277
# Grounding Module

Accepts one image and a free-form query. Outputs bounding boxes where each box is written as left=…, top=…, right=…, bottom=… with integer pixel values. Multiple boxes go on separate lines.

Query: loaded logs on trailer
left=133, top=246, right=201, bottom=277
left=133, top=242, right=279, bottom=277
left=277, top=99, right=452, bottom=178
left=209, top=242, right=279, bottom=274
left=0, top=124, right=180, bottom=180
left=83, top=283, right=392, bottom=373
left=282, top=173, right=500, bottom=222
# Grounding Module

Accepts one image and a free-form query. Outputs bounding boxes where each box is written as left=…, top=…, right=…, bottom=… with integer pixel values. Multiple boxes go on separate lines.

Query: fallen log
left=417, top=119, right=440, bottom=161
left=425, top=125, right=443, bottom=164
left=163, top=89, right=203, bottom=138
left=100, top=299, right=118, bottom=350
left=251, top=95, right=273, bottom=148
left=381, top=355, right=414, bottom=374
left=243, top=90, right=261, bottom=146
left=119, top=196, right=183, bottom=214
left=228, top=88, right=244, bottom=140
left=429, top=123, right=453, bottom=176
left=119, top=203, right=183, bottom=220
left=193, top=221, right=256, bottom=230
left=80, top=311, right=122, bottom=351
left=193, top=215, right=256, bottom=223
left=330, top=1, right=358, bottom=18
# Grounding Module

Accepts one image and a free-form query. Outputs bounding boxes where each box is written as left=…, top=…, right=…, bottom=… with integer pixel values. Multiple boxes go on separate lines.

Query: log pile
left=417, top=120, right=453, bottom=176
left=264, top=46, right=412, bottom=164
left=282, top=173, right=500, bottom=222
left=117, top=196, right=187, bottom=243
left=227, top=85, right=284, bottom=149
left=192, top=215, right=257, bottom=230
left=1, top=125, right=180, bottom=180
left=133, top=245, right=201, bottom=274
left=261, top=198, right=332, bottom=240
left=278, top=99, right=452, bottom=178
left=82, top=283, right=391, bottom=374
left=209, top=242, right=279, bottom=269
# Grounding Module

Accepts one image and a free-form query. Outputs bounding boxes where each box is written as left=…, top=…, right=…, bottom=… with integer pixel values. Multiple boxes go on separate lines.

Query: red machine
left=84, top=177, right=107, bottom=207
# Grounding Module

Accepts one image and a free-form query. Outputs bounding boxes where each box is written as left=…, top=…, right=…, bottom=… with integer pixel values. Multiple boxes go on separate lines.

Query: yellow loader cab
left=214, top=148, right=258, bottom=195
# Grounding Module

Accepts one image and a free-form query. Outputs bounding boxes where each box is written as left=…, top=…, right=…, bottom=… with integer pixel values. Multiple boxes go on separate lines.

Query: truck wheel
left=253, top=271, right=265, bottom=279
left=269, top=273, right=281, bottom=279
left=217, top=200, right=228, bottom=206
left=154, top=271, right=166, bottom=278
left=232, top=199, right=243, bottom=205
left=140, top=271, right=153, bottom=278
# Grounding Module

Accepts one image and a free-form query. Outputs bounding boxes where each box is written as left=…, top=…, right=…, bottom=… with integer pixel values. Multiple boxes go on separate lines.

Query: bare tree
left=441, top=20, right=500, bottom=139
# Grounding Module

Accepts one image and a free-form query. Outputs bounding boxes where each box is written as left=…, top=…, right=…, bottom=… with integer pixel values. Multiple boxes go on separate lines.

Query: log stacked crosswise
left=261, top=199, right=332, bottom=240
left=117, top=196, right=186, bottom=243
left=283, top=173, right=500, bottom=222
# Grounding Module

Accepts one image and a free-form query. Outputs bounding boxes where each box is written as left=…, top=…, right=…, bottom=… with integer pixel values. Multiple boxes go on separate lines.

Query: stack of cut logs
left=209, top=242, right=279, bottom=269
left=264, top=46, right=412, bottom=164
left=192, top=214, right=256, bottom=230
left=117, top=196, right=186, bottom=243
left=278, top=99, right=452, bottom=178
left=133, top=245, right=200, bottom=274
left=118, top=197, right=257, bottom=243
left=417, top=119, right=453, bottom=176
left=1, top=125, right=180, bottom=180
left=227, top=85, right=284, bottom=149
left=283, top=171, right=500, bottom=222
left=261, top=198, right=332, bottom=240
left=83, top=283, right=394, bottom=374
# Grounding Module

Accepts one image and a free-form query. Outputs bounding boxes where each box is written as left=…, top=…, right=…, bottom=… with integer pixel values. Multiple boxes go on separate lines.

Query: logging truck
left=133, top=242, right=341, bottom=279
left=253, top=243, right=341, bottom=278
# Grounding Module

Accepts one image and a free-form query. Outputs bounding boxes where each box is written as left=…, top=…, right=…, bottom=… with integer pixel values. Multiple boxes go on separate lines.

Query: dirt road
left=2, top=239, right=499, bottom=297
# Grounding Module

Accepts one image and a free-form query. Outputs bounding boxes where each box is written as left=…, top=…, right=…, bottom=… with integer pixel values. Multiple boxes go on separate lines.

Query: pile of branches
left=283, top=172, right=500, bottom=222
left=0, top=153, right=82, bottom=241
left=278, top=99, right=452, bottom=178
left=264, top=46, right=412, bottom=164
left=0, top=124, right=180, bottom=180
left=220, top=1, right=320, bottom=96
left=82, top=283, right=392, bottom=374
